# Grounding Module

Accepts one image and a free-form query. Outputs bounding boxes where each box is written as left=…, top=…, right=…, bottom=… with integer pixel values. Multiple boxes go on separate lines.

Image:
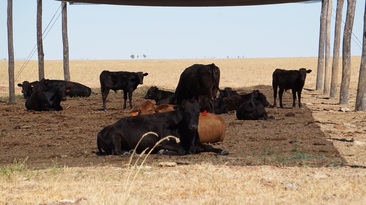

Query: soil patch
left=0, top=85, right=345, bottom=169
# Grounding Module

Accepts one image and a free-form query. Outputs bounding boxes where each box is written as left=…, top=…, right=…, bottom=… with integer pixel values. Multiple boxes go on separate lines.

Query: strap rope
left=15, top=4, right=63, bottom=81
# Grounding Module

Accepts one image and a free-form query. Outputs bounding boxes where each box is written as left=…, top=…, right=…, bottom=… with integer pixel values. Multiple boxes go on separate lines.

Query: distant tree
left=130, top=55, right=135, bottom=59
left=143, top=54, right=146, bottom=59
left=137, top=55, right=139, bottom=59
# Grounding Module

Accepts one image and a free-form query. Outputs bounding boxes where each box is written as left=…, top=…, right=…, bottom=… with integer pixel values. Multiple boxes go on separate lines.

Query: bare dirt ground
left=2, top=84, right=364, bottom=170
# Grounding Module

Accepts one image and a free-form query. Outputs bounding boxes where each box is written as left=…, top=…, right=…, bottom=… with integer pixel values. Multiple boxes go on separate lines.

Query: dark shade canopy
left=61, top=0, right=317, bottom=7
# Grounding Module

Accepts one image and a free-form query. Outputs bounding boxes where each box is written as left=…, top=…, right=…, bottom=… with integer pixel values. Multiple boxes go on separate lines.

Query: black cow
left=18, top=79, right=91, bottom=99
left=144, top=86, right=174, bottom=105
left=272, top=68, right=312, bottom=108
left=97, top=99, right=228, bottom=156
left=17, top=80, right=37, bottom=99
left=25, top=81, right=63, bottom=111
left=214, top=90, right=269, bottom=114
left=218, top=87, right=239, bottom=98
left=236, top=92, right=272, bottom=120
left=171, top=63, right=220, bottom=112
left=99, top=70, right=148, bottom=110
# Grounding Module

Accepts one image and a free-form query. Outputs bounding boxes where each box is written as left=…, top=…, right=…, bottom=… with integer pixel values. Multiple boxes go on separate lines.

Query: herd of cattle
left=17, top=63, right=311, bottom=156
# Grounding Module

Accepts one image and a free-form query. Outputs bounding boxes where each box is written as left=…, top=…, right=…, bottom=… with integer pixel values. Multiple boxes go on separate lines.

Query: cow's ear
left=306, top=69, right=312, bottom=73
left=143, top=73, right=148, bottom=76
left=17, top=83, right=23, bottom=87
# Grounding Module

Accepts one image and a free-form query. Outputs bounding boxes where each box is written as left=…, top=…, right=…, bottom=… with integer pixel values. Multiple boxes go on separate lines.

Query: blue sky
left=0, top=0, right=364, bottom=60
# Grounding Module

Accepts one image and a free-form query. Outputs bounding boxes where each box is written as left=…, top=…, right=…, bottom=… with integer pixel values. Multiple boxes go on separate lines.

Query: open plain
left=1, top=57, right=366, bottom=204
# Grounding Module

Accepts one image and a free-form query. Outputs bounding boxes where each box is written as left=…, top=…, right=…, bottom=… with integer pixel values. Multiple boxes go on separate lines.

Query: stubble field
left=1, top=57, right=366, bottom=204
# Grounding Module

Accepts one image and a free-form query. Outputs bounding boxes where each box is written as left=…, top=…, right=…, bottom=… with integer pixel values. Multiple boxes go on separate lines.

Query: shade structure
left=59, top=0, right=317, bottom=7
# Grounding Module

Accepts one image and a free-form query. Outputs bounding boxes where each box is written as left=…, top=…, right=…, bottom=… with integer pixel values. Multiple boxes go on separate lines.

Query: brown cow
left=133, top=102, right=226, bottom=144
left=155, top=104, right=175, bottom=113
left=131, top=100, right=156, bottom=116
left=198, top=111, right=226, bottom=144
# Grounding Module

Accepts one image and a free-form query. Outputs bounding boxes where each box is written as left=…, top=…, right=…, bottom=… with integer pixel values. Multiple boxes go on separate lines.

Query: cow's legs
left=123, top=91, right=128, bottom=109
left=297, top=91, right=302, bottom=108
left=101, top=89, right=110, bottom=110
left=273, top=86, right=278, bottom=108
left=128, top=91, right=133, bottom=109
left=156, top=143, right=186, bottom=156
left=111, top=135, right=128, bottom=155
left=279, top=88, right=284, bottom=108
left=292, top=89, right=297, bottom=108
left=195, top=143, right=229, bottom=155
left=188, top=131, right=200, bottom=154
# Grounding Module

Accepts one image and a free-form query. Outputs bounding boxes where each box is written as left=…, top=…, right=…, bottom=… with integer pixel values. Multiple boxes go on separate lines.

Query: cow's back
left=100, top=71, right=126, bottom=91
left=198, top=112, right=226, bottom=143
left=173, top=63, right=220, bottom=107
left=65, top=81, right=92, bottom=97
left=273, top=69, right=300, bottom=90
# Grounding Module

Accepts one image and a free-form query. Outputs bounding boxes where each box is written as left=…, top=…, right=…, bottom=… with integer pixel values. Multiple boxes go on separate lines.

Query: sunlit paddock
left=0, top=57, right=361, bottom=99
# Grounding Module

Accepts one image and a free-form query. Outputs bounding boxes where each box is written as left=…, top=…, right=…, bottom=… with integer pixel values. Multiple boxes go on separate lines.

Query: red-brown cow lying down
left=198, top=111, right=226, bottom=143
left=131, top=100, right=156, bottom=116
left=132, top=101, right=226, bottom=144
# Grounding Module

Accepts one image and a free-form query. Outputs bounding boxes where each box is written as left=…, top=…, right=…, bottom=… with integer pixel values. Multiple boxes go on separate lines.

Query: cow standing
left=171, top=63, right=220, bottom=112
left=272, top=68, right=312, bottom=108
left=99, top=70, right=148, bottom=110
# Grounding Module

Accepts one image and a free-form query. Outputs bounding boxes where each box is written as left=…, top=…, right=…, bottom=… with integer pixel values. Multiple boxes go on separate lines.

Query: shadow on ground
left=0, top=85, right=345, bottom=169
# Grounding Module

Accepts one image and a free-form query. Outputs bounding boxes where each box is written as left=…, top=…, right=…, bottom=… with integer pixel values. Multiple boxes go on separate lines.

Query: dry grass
left=0, top=57, right=365, bottom=204
left=1, top=57, right=361, bottom=96
left=1, top=162, right=366, bottom=205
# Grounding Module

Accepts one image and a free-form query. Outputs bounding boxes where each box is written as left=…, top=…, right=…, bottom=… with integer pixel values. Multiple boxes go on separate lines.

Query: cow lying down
left=131, top=101, right=226, bottom=144
left=97, top=100, right=229, bottom=156
left=236, top=90, right=274, bottom=120
left=18, top=78, right=91, bottom=100
left=25, top=80, right=63, bottom=111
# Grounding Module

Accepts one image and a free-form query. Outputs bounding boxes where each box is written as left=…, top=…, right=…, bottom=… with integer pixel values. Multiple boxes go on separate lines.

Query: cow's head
left=17, top=81, right=34, bottom=99
left=252, top=90, right=270, bottom=107
left=136, top=72, right=149, bottom=84
left=144, top=86, right=158, bottom=99
left=299, top=68, right=312, bottom=82
left=179, top=99, right=200, bottom=131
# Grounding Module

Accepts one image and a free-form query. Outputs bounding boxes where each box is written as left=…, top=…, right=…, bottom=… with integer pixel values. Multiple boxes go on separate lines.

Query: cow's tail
left=210, top=64, right=219, bottom=113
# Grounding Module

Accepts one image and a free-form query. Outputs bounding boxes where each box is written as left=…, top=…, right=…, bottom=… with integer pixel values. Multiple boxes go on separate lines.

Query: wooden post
left=7, top=0, right=15, bottom=103
left=355, top=2, right=366, bottom=111
left=62, top=1, right=70, bottom=81
left=339, top=0, right=356, bottom=105
left=330, top=0, right=345, bottom=98
left=37, top=0, right=45, bottom=80
left=316, top=0, right=328, bottom=91
left=323, top=0, right=332, bottom=96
